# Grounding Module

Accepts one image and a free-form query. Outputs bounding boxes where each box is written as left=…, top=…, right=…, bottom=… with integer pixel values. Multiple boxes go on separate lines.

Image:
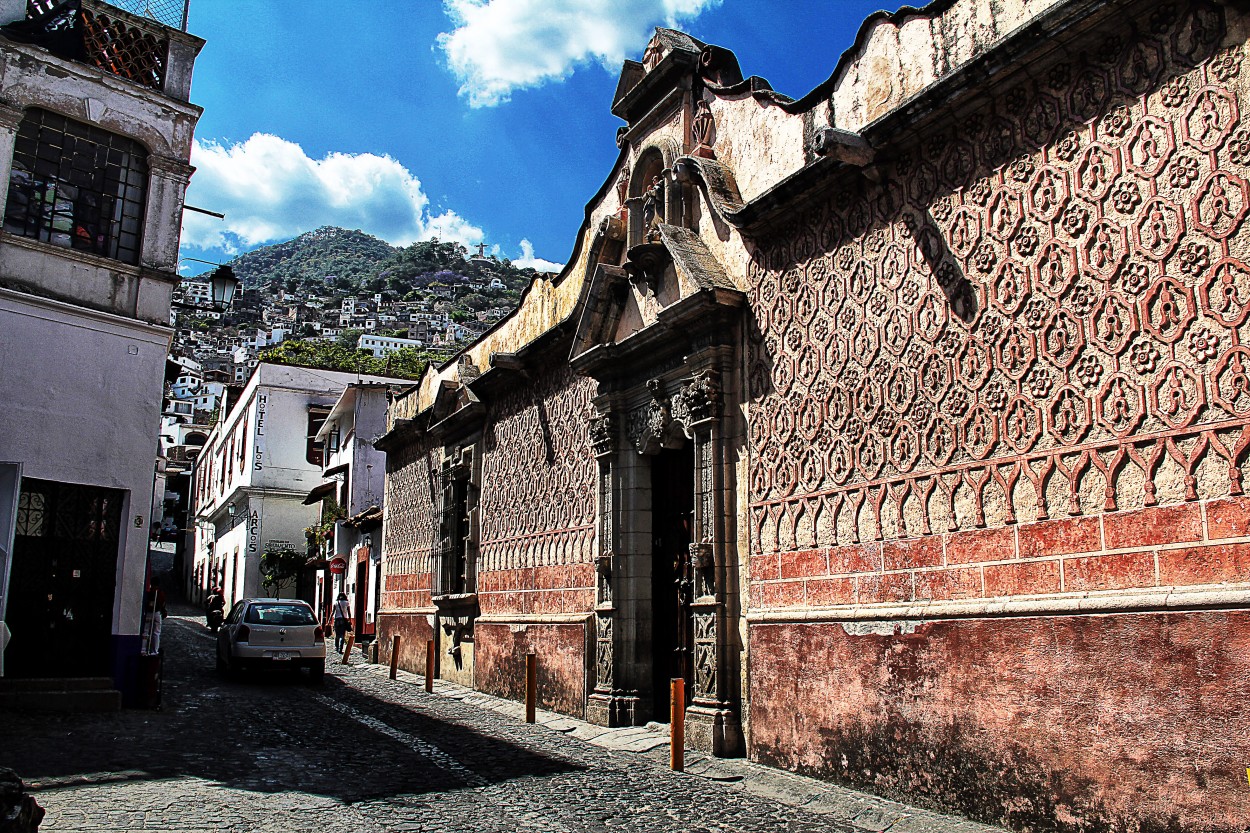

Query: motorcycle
left=206, top=607, right=223, bottom=633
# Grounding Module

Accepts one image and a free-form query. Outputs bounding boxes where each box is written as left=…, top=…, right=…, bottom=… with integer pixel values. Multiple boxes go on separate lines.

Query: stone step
left=0, top=676, right=115, bottom=692
left=0, top=688, right=122, bottom=712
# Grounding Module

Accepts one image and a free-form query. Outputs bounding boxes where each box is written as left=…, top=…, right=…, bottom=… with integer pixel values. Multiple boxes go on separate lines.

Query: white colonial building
left=188, top=363, right=407, bottom=610
left=306, top=382, right=400, bottom=637
left=358, top=333, right=425, bottom=357
left=0, top=0, right=203, bottom=697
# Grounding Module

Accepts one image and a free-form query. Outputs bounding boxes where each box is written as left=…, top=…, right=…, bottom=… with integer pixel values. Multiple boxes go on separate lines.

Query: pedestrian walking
left=205, top=586, right=225, bottom=632
left=332, top=592, right=352, bottom=652
left=142, top=577, right=168, bottom=654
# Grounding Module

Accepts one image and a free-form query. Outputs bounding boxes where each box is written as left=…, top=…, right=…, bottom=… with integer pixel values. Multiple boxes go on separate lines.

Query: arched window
left=4, top=108, right=148, bottom=264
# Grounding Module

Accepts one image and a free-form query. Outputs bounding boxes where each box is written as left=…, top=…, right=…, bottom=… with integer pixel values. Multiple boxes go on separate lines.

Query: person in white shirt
left=332, top=592, right=352, bottom=652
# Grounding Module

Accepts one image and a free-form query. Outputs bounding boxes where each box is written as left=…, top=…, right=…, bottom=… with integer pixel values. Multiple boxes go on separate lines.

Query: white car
left=215, top=598, right=326, bottom=682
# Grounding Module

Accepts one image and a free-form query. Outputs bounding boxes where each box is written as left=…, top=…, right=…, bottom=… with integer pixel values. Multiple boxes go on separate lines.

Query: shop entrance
left=649, top=444, right=694, bottom=720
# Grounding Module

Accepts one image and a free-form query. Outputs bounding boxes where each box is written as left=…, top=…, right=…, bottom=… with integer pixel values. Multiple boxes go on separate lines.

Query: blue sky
left=179, top=0, right=900, bottom=274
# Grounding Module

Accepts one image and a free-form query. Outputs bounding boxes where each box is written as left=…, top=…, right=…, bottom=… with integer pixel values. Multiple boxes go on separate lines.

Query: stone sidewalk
left=356, top=661, right=1005, bottom=833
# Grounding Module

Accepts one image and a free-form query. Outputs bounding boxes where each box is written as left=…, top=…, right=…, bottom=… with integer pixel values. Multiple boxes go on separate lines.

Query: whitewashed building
left=188, top=364, right=407, bottom=609
left=307, top=382, right=400, bottom=637
left=0, top=0, right=203, bottom=696
left=358, top=333, right=425, bottom=357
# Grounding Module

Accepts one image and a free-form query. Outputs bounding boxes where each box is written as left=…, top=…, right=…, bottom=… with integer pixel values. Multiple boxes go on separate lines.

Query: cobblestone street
left=0, top=612, right=1000, bottom=833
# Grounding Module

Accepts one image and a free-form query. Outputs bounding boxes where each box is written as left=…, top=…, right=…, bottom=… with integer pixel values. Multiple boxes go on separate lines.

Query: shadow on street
left=0, top=611, right=584, bottom=803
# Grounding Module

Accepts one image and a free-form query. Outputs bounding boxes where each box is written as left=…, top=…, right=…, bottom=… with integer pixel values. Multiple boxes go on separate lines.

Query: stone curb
left=351, top=661, right=1008, bottom=833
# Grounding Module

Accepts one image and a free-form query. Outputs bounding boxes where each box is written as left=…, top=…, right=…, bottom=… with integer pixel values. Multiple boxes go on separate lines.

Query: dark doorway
left=354, top=559, right=369, bottom=636
left=6, top=478, right=123, bottom=677
left=650, top=444, right=694, bottom=720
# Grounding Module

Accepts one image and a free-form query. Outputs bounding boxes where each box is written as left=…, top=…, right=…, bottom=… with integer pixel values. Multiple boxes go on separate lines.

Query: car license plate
left=271, top=651, right=292, bottom=660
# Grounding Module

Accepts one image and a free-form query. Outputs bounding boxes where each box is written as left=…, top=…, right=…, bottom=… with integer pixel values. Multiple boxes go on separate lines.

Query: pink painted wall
left=475, top=622, right=590, bottom=718
left=749, top=613, right=1250, bottom=832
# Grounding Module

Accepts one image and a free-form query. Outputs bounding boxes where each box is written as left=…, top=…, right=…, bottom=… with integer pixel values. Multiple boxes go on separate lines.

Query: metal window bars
left=4, top=107, right=149, bottom=265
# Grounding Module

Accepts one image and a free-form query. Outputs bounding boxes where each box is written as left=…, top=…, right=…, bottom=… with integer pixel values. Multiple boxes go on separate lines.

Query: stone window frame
left=433, top=442, right=480, bottom=599
left=4, top=107, right=149, bottom=265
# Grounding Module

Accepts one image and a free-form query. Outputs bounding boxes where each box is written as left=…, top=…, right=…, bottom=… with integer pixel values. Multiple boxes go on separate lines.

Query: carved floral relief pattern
left=479, top=365, right=598, bottom=571
left=382, top=441, right=439, bottom=604
left=747, top=2, right=1250, bottom=555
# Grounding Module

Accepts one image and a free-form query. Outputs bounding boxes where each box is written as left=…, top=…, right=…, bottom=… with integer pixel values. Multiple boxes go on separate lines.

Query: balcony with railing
left=16, top=0, right=201, bottom=101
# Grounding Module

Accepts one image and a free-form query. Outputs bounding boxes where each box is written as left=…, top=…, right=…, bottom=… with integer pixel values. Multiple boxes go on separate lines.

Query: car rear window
left=244, top=603, right=317, bottom=626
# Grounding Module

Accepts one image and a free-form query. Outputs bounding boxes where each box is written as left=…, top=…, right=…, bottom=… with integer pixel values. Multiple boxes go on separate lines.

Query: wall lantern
left=208, top=265, right=239, bottom=310
left=171, top=264, right=239, bottom=313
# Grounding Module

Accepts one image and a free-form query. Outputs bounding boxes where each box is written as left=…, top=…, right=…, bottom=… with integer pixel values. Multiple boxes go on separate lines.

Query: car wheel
left=307, top=659, right=325, bottom=684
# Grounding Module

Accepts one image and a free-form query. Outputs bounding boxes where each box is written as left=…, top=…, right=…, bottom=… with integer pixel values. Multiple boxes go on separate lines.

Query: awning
left=302, top=482, right=337, bottom=505
left=343, top=505, right=383, bottom=530
left=323, top=462, right=349, bottom=478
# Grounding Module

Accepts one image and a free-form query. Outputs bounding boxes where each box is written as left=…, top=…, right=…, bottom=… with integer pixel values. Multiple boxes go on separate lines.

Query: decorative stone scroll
left=692, top=610, right=717, bottom=697
left=628, top=379, right=673, bottom=453
left=675, top=369, right=723, bottom=427
left=629, top=371, right=724, bottom=454
left=589, top=411, right=617, bottom=458
left=595, top=613, right=614, bottom=689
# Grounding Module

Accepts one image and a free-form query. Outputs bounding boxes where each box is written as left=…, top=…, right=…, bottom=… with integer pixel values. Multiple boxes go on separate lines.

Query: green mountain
left=230, top=226, right=397, bottom=289
left=215, top=226, right=544, bottom=301
left=176, top=226, right=558, bottom=380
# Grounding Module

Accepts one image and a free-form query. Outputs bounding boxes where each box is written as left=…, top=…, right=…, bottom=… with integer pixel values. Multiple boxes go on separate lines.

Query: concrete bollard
left=670, top=677, right=685, bottom=772
left=525, top=653, right=537, bottom=723
left=341, top=633, right=354, bottom=665
left=389, top=634, right=401, bottom=680
left=425, top=639, right=435, bottom=693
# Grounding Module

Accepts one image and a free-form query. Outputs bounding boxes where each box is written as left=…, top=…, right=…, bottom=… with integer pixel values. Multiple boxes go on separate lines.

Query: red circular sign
left=328, top=557, right=347, bottom=575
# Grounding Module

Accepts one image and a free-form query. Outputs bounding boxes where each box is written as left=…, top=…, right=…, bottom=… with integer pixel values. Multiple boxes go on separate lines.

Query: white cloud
left=180, top=133, right=484, bottom=253
left=438, top=0, right=720, bottom=107
left=512, top=238, right=565, bottom=272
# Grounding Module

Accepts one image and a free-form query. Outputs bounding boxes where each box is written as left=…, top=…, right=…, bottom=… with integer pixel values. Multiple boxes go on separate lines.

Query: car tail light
left=313, top=626, right=324, bottom=643
left=236, top=624, right=250, bottom=642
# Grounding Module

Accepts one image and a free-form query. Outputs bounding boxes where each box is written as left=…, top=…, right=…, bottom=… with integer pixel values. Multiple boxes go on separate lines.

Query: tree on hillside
left=337, top=329, right=364, bottom=348
left=259, top=339, right=448, bottom=382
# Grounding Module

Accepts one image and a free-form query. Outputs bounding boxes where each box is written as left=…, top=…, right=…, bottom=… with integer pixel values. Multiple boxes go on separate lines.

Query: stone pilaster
left=587, top=407, right=642, bottom=726
left=141, top=154, right=195, bottom=273
left=0, top=100, right=25, bottom=225
left=676, top=367, right=742, bottom=756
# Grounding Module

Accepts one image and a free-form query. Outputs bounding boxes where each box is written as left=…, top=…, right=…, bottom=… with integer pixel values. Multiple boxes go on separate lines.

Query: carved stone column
left=674, top=368, right=742, bottom=756
left=586, top=408, right=639, bottom=726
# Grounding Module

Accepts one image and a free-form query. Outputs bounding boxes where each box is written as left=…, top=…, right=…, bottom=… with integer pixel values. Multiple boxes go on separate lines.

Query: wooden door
left=6, top=478, right=122, bottom=677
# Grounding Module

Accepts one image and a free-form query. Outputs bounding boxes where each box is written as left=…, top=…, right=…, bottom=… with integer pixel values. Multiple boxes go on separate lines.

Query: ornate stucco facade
left=378, top=1, right=1250, bottom=829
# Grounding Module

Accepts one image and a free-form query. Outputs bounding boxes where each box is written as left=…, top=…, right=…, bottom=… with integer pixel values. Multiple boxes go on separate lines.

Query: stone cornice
left=746, top=585, right=1250, bottom=624
left=147, top=154, right=195, bottom=182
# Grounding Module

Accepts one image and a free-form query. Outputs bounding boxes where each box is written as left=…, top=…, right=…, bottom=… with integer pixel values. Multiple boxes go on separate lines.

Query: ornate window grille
left=435, top=453, right=476, bottom=597
left=4, top=108, right=148, bottom=264
left=24, top=1, right=172, bottom=90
